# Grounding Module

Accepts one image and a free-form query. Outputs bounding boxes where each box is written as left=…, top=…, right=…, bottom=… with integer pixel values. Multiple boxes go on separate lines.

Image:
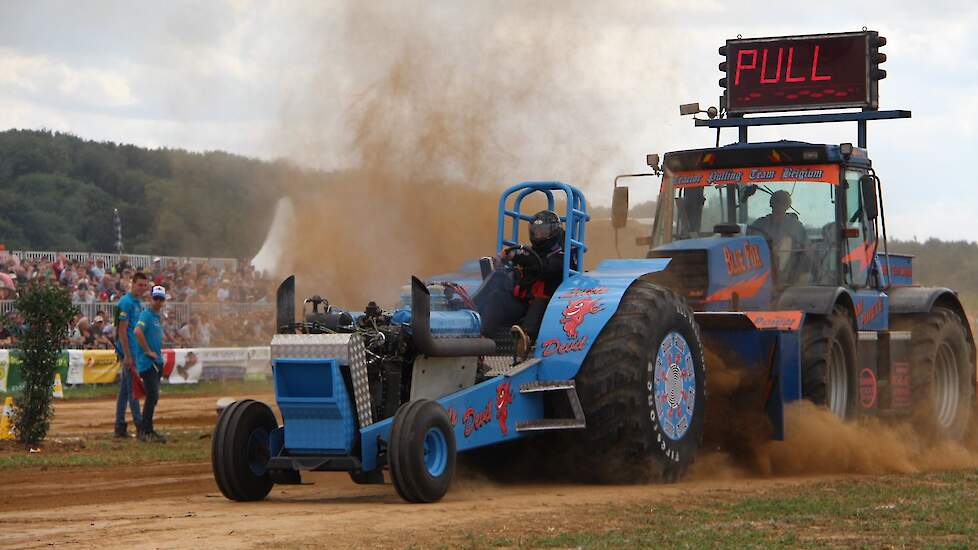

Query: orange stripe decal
left=705, top=270, right=770, bottom=302
left=843, top=239, right=876, bottom=272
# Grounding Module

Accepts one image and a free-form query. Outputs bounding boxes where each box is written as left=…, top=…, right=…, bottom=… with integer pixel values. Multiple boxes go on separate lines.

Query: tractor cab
left=640, top=141, right=882, bottom=309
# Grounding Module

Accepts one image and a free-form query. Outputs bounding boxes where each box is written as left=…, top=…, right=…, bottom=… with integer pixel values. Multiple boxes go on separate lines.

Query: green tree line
left=0, top=129, right=318, bottom=258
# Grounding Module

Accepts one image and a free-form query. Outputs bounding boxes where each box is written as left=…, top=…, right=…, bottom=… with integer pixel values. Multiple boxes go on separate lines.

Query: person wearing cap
left=115, top=273, right=146, bottom=438
left=134, top=285, right=168, bottom=443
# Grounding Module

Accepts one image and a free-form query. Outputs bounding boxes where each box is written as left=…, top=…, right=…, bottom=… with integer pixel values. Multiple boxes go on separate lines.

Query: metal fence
left=0, top=250, right=238, bottom=272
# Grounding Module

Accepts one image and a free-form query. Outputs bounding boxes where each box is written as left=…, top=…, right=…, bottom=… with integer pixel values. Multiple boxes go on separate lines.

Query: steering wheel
left=504, top=245, right=544, bottom=280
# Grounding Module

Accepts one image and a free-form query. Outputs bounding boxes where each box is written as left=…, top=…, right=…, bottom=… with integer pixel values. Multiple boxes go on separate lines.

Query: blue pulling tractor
left=213, top=30, right=975, bottom=503
left=213, top=181, right=726, bottom=503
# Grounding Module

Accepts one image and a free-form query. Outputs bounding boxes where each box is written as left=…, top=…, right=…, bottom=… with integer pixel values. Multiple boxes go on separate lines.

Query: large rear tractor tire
left=389, top=399, right=456, bottom=503
left=894, top=307, right=975, bottom=441
left=212, top=399, right=278, bottom=501
left=568, top=280, right=706, bottom=483
left=801, top=305, right=858, bottom=419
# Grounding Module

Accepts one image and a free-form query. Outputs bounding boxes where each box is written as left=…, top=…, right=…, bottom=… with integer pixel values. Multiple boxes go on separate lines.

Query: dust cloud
left=269, top=3, right=668, bottom=309
left=692, top=345, right=978, bottom=480
left=756, top=401, right=978, bottom=476
left=693, top=400, right=978, bottom=481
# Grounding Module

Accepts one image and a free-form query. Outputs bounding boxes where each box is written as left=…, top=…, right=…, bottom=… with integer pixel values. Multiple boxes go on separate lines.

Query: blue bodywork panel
left=696, top=313, right=801, bottom=439
left=878, top=253, right=913, bottom=287
left=853, top=290, right=889, bottom=331
left=390, top=309, right=483, bottom=337
left=656, top=235, right=774, bottom=311
left=273, top=358, right=357, bottom=454
left=360, top=365, right=544, bottom=471
left=535, top=258, right=670, bottom=381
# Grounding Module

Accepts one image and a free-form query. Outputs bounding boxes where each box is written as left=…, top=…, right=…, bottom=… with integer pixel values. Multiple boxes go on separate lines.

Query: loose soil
left=1, top=392, right=975, bottom=549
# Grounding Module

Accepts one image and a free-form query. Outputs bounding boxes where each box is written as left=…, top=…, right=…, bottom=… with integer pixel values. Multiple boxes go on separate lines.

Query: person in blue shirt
left=134, top=285, right=168, bottom=443
left=114, top=272, right=147, bottom=438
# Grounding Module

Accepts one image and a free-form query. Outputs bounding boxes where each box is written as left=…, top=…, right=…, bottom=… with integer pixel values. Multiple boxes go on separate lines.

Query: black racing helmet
left=529, top=210, right=562, bottom=247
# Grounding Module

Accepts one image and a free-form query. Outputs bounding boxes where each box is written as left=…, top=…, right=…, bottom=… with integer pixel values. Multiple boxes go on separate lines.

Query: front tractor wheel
left=212, top=399, right=278, bottom=502
left=568, top=280, right=706, bottom=483
left=388, top=399, right=457, bottom=503
left=801, top=306, right=857, bottom=419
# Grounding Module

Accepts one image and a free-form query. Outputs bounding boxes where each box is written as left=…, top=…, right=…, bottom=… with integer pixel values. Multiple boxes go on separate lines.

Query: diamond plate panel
left=348, top=334, right=373, bottom=426
left=483, top=355, right=515, bottom=376
left=271, top=333, right=352, bottom=362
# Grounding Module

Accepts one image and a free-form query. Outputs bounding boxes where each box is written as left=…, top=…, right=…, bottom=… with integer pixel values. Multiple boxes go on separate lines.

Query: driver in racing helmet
left=476, top=210, right=568, bottom=358
left=508, top=210, right=567, bottom=340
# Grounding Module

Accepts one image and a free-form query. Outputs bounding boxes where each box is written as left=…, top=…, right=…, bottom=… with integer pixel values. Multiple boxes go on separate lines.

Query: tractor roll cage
left=497, top=181, right=589, bottom=281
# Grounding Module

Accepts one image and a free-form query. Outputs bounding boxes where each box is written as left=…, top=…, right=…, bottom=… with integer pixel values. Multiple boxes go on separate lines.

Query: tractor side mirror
left=860, top=175, right=879, bottom=220
left=611, top=186, right=629, bottom=229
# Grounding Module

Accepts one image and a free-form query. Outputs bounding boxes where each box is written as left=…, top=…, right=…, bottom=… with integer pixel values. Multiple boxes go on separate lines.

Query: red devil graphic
left=560, top=298, right=604, bottom=339
left=495, top=382, right=513, bottom=434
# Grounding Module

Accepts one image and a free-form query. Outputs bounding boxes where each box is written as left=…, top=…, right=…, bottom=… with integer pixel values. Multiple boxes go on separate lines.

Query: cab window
left=843, top=170, right=877, bottom=288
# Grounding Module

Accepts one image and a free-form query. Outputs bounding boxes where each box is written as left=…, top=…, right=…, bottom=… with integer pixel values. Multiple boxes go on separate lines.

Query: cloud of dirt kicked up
left=266, top=3, right=672, bottom=307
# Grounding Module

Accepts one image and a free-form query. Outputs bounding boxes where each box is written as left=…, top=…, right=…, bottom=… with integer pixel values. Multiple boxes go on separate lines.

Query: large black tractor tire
left=388, top=399, right=456, bottom=503
left=212, top=399, right=278, bottom=501
left=567, top=280, right=706, bottom=483
left=893, top=307, right=975, bottom=441
left=801, top=305, right=858, bottom=419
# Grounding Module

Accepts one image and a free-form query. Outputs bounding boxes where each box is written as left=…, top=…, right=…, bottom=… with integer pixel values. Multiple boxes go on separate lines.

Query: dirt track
left=0, top=393, right=872, bottom=548
left=2, top=458, right=827, bottom=549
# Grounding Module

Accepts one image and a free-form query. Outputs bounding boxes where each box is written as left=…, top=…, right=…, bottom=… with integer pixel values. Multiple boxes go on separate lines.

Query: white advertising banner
left=163, top=349, right=204, bottom=384
left=66, top=349, right=85, bottom=385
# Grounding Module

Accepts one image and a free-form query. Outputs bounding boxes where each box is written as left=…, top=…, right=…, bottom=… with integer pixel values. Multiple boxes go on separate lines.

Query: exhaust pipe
left=276, top=275, right=296, bottom=333
left=411, top=276, right=496, bottom=357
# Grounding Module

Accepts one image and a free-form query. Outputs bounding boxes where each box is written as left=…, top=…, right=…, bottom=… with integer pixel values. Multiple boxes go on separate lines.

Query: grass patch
left=458, top=471, right=978, bottom=549
left=2, top=379, right=273, bottom=401
left=0, top=429, right=211, bottom=469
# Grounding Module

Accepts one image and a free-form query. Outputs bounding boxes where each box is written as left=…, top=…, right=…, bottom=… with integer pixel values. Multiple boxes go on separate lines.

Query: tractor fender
left=776, top=286, right=856, bottom=319
left=888, top=286, right=976, bottom=347
left=888, top=286, right=963, bottom=316
left=534, top=258, right=672, bottom=381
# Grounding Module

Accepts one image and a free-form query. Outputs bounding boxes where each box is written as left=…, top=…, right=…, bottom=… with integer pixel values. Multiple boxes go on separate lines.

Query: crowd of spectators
left=0, top=252, right=275, bottom=349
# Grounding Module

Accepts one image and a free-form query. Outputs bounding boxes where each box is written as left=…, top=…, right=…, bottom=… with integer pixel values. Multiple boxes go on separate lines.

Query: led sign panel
left=724, top=31, right=879, bottom=114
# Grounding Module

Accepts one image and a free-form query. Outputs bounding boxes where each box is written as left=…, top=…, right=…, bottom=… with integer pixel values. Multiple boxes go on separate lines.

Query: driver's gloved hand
left=511, top=249, right=533, bottom=267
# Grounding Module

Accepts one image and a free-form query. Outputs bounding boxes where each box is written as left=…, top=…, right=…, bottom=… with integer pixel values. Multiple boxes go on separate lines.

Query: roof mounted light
left=646, top=153, right=661, bottom=172
left=680, top=103, right=719, bottom=119
left=840, top=142, right=854, bottom=159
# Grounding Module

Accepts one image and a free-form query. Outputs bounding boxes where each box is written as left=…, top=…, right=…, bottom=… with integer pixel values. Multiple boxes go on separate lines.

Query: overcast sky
left=0, top=1, right=975, bottom=241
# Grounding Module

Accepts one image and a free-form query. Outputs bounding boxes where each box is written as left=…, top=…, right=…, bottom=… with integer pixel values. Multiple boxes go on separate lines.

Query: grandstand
left=0, top=249, right=273, bottom=349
